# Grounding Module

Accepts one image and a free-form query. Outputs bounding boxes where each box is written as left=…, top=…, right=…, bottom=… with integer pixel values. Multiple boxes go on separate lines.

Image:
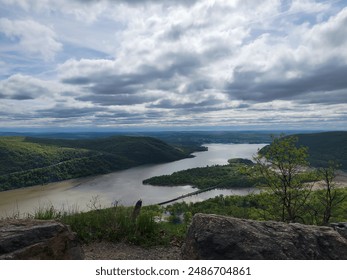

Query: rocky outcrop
left=0, top=219, right=84, bottom=260
left=331, top=222, right=347, bottom=239
left=182, top=213, right=347, bottom=260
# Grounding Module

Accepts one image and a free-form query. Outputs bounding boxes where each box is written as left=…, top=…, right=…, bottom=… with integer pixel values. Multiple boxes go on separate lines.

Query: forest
left=144, top=131, right=347, bottom=189
left=0, top=136, right=193, bottom=191
left=1, top=131, right=346, bottom=191
left=161, top=134, right=347, bottom=226
left=143, top=158, right=258, bottom=189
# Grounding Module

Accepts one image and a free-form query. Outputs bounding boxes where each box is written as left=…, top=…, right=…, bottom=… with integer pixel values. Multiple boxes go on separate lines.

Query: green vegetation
left=142, top=131, right=275, bottom=146
left=0, top=136, right=191, bottom=191
left=252, top=135, right=313, bottom=223
left=143, top=159, right=256, bottom=189
left=27, top=186, right=346, bottom=247
left=2, top=131, right=346, bottom=247
left=30, top=203, right=187, bottom=247
left=314, top=164, right=347, bottom=225
left=0, top=136, right=95, bottom=174
left=296, top=131, right=347, bottom=170
left=166, top=188, right=347, bottom=226
left=143, top=134, right=346, bottom=226
left=19, top=132, right=347, bottom=246
left=260, top=131, right=347, bottom=170
left=252, top=133, right=346, bottom=224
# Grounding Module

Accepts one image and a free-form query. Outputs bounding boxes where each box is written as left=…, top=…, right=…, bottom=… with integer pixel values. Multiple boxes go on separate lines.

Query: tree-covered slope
left=26, top=136, right=189, bottom=165
left=0, top=136, right=190, bottom=191
left=0, top=137, right=97, bottom=175
left=260, top=131, right=347, bottom=170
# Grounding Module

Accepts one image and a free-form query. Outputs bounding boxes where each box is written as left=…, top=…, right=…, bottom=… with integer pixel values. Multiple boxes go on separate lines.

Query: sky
left=0, top=0, right=347, bottom=132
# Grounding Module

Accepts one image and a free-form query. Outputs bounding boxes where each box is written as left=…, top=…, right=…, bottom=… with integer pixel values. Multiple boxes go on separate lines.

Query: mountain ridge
left=259, top=131, right=347, bottom=170
left=0, top=136, right=191, bottom=191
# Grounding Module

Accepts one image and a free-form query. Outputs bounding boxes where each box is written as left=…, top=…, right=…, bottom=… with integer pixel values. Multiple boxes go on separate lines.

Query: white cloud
left=0, top=18, right=62, bottom=61
left=0, top=74, right=60, bottom=99
left=288, top=0, right=331, bottom=14
left=0, top=0, right=346, bottom=129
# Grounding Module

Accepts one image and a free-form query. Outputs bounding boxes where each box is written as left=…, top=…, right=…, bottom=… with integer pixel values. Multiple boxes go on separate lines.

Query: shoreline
left=1, top=169, right=346, bottom=217
left=0, top=177, right=95, bottom=218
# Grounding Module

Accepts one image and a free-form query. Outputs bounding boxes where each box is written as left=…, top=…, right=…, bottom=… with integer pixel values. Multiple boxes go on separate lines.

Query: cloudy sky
left=0, top=0, right=346, bottom=131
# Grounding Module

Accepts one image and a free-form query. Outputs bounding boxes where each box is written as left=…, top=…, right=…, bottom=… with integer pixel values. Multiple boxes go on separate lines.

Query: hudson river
left=0, top=143, right=266, bottom=217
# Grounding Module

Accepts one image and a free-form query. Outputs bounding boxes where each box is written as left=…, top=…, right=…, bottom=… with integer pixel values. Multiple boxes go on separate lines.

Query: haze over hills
left=0, top=130, right=312, bottom=145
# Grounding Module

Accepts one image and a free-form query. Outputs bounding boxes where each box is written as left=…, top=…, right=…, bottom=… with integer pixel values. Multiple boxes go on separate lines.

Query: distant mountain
left=260, top=131, right=347, bottom=170
left=0, top=136, right=191, bottom=191
left=0, top=130, right=292, bottom=143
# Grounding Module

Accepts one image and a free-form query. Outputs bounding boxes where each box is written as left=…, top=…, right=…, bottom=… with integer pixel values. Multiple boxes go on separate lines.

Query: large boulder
left=182, top=213, right=347, bottom=260
left=0, top=219, right=84, bottom=260
left=331, top=222, right=347, bottom=239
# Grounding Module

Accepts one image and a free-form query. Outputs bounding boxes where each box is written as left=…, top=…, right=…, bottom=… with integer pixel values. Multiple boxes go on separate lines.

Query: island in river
left=143, top=158, right=257, bottom=189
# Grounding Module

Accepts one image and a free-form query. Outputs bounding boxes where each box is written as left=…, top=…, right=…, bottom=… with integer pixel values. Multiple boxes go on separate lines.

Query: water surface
left=0, top=143, right=265, bottom=217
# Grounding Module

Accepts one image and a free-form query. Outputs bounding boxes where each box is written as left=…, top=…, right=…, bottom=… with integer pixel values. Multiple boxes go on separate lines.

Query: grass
left=4, top=187, right=345, bottom=248
left=26, top=202, right=187, bottom=247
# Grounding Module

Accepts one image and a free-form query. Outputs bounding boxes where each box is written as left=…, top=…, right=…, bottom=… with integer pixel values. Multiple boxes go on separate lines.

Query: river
left=0, top=143, right=266, bottom=217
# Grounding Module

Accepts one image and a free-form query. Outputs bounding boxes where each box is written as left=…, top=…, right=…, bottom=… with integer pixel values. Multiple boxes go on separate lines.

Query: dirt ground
left=82, top=241, right=182, bottom=260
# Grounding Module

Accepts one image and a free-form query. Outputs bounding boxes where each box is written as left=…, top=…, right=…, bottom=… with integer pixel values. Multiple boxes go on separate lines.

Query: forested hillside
left=295, top=131, right=347, bottom=170
left=143, top=131, right=347, bottom=190
left=0, top=136, right=191, bottom=191
left=260, top=131, right=347, bottom=170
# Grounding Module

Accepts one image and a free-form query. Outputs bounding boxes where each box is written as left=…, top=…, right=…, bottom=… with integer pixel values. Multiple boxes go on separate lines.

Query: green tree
left=315, top=163, right=346, bottom=225
left=253, top=135, right=312, bottom=223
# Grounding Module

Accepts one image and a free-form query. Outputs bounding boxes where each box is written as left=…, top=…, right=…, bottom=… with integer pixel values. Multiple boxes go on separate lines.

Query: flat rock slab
left=0, top=219, right=84, bottom=260
left=182, top=214, right=347, bottom=260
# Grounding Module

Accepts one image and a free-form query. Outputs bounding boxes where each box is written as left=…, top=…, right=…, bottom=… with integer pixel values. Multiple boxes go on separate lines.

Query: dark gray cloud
left=149, top=98, right=221, bottom=110
left=77, top=93, right=157, bottom=106
left=226, top=62, right=347, bottom=104
left=164, top=24, right=186, bottom=41
left=296, top=90, right=347, bottom=105
left=184, top=79, right=212, bottom=93
left=0, top=74, right=53, bottom=100
left=37, top=106, right=103, bottom=119
left=93, top=113, right=169, bottom=125
left=95, top=111, right=143, bottom=119
left=8, top=93, right=36, bottom=100
left=62, top=51, right=202, bottom=96
left=0, top=111, right=37, bottom=121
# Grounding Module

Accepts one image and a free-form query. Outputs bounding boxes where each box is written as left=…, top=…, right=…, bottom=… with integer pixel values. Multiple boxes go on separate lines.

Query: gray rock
left=331, top=222, right=347, bottom=239
left=0, top=219, right=84, bottom=260
left=182, top=213, right=347, bottom=260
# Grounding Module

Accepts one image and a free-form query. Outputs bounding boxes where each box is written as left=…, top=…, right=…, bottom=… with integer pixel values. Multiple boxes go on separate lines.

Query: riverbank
left=0, top=177, right=94, bottom=218
left=0, top=143, right=265, bottom=218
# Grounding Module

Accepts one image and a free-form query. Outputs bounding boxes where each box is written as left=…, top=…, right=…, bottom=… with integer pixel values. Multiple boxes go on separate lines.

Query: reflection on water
left=0, top=143, right=265, bottom=217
